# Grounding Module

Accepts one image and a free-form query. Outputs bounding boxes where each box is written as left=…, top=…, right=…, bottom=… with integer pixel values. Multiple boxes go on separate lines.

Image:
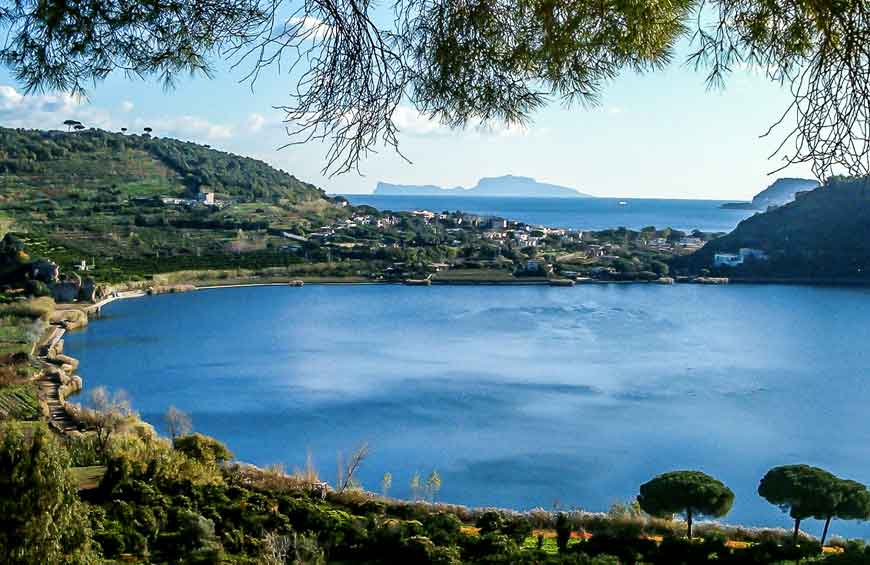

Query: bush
left=576, top=534, right=656, bottom=564
left=25, top=279, right=51, bottom=297
left=0, top=422, right=98, bottom=564
left=461, top=533, right=522, bottom=562
left=476, top=510, right=505, bottom=535
left=173, top=433, right=234, bottom=464
left=502, top=515, right=534, bottom=544
left=423, top=512, right=462, bottom=546
left=65, top=434, right=103, bottom=466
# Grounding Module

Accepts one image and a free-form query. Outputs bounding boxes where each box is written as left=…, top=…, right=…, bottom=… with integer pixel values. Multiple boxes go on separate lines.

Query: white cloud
left=0, top=85, right=111, bottom=130
left=0, top=86, right=24, bottom=108
left=0, top=84, right=239, bottom=142
left=134, top=115, right=233, bottom=140
left=392, top=106, right=449, bottom=137
left=288, top=16, right=333, bottom=39
left=473, top=120, right=530, bottom=137
left=246, top=113, right=266, bottom=133
left=392, top=106, right=532, bottom=138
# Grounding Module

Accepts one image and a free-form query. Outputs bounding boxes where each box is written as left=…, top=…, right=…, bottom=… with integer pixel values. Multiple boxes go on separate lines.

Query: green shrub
left=93, top=520, right=126, bottom=557
left=476, top=510, right=505, bottom=534
left=461, top=533, right=522, bottom=562
left=0, top=422, right=98, bottom=564
left=174, top=433, right=234, bottom=464
left=502, top=515, right=534, bottom=544
left=66, top=434, right=103, bottom=466
left=423, top=512, right=462, bottom=546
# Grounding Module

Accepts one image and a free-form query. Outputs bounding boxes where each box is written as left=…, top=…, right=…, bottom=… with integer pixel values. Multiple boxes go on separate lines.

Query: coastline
left=55, top=273, right=870, bottom=313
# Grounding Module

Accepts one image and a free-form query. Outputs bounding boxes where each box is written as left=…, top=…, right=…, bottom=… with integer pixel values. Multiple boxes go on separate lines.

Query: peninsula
left=720, top=178, right=820, bottom=210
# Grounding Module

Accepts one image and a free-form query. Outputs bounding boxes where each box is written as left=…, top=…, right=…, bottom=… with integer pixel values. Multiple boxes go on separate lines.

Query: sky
left=0, top=40, right=816, bottom=201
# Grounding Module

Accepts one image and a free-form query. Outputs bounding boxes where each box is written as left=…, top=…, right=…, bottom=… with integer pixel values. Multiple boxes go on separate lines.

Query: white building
left=739, top=248, right=768, bottom=261
left=714, top=248, right=768, bottom=268
left=680, top=237, right=704, bottom=247
left=198, top=188, right=215, bottom=205
left=713, top=253, right=743, bottom=267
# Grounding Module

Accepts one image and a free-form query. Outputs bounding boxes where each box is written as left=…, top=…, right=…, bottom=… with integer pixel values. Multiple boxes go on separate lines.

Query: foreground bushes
left=0, top=423, right=98, bottom=565
left=3, top=420, right=867, bottom=564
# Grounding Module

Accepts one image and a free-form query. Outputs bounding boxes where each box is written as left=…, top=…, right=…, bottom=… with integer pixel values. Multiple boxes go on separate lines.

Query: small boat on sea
left=618, top=201, right=628, bottom=206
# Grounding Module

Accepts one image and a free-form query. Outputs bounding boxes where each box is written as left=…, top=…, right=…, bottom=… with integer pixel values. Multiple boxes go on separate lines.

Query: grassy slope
left=0, top=382, right=39, bottom=420
left=0, top=298, right=52, bottom=422
left=0, top=128, right=347, bottom=281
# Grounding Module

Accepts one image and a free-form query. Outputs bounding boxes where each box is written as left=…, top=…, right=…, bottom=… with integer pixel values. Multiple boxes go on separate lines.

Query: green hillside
left=0, top=127, right=347, bottom=280
left=682, top=176, right=870, bottom=280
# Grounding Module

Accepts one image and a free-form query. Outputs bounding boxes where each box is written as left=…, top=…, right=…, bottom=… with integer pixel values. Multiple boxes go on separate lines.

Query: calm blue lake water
left=65, top=284, right=870, bottom=538
left=341, top=195, right=755, bottom=232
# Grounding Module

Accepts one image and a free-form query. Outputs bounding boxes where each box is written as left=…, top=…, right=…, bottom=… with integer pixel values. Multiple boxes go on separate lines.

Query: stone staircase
left=34, top=326, right=81, bottom=434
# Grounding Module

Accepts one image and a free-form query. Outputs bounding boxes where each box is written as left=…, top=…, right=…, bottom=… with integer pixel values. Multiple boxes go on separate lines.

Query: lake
left=341, top=195, right=756, bottom=233
left=64, top=284, right=870, bottom=538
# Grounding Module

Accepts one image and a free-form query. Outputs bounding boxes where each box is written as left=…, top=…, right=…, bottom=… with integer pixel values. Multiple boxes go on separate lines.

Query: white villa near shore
left=713, top=248, right=769, bottom=267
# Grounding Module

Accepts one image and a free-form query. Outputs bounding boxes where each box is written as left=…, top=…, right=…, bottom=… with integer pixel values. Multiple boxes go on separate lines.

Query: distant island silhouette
left=374, top=175, right=593, bottom=198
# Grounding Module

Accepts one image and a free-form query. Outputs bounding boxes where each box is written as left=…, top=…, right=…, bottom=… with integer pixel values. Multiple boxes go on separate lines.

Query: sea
left=340, top=195, right=756, bottom=233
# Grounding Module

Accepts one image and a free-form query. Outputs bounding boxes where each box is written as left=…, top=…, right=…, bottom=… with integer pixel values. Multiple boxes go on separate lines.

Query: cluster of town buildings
left=155, top=195, right=768, bottom=273
left=302, top=209, right=726, bottom=261
left=408, top=210, right=581, bottom=248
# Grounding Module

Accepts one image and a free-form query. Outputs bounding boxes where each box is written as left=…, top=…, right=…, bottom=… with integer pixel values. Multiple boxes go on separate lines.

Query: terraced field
left=0, top=382, right=39, bottom=420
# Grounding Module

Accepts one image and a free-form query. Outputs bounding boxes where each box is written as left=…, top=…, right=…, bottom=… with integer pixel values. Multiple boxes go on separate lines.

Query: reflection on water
left=64, top=284, right=870, bottom=537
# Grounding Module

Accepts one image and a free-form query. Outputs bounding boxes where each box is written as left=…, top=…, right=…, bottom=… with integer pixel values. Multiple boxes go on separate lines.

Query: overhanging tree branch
left=1, top=0, right=868, bottom=180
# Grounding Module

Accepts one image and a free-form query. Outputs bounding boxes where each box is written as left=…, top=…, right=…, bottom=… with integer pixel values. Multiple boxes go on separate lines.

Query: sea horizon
left=341, top=194, right=756, bottom=233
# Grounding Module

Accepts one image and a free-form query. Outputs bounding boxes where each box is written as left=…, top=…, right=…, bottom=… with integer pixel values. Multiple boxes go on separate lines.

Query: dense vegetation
left=0, top=127, right=343, bottom=281
left=4, top=414, right=870, bottom=564
left=681, top=176, right=870, bottom=280
left=0, top=127, right=696, bottom=287
left=4, top=127, right=870, bottom=563
left=0, top=127, right=323, bottom=202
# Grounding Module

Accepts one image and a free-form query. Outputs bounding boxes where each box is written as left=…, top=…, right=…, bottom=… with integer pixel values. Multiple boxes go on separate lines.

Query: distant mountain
left=721, top=178, right=820, bottom=210
left=375, top=175, right=592, bottom=198
left=683, top=176, right=870, bottom=280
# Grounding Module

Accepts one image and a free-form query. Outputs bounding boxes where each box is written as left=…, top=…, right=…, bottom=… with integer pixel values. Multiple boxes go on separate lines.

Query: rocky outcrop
left=50, top=309, right=88, bottom=330
left=685, top=176, right=870, bottom=279
left=50, top=273, right=82, bottom=303
left=30, top=258, right=60, bottom=283
left=146, top=284, right=197, bottom=295
left=721, top=178, right=820, bottom=210
left=79, top=277, right=97, bottom=302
